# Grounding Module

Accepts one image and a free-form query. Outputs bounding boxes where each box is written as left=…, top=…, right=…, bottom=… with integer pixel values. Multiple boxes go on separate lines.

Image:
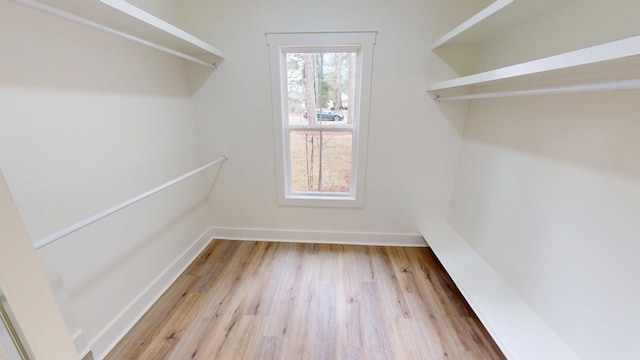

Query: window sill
left=278, top=194, right=364, bottom=208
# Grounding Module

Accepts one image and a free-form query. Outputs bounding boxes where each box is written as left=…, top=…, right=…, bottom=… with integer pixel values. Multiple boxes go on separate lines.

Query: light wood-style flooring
left=105, top=240, right=505, bottom=359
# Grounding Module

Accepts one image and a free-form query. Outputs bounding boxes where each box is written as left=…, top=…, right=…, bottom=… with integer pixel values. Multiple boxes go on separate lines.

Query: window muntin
left=267, top=32, right=376, bottom=207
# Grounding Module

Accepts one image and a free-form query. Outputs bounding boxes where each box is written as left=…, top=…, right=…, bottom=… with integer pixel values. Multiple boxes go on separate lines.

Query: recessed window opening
left=267, top=32, right=376, bottom=207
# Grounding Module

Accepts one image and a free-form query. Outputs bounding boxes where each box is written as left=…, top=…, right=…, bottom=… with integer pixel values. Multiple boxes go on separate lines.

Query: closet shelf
left=14, top=0, right=224, bottom=67
left=423, top=224, right=582, bottom=360
left=433, top=78, right=640, bottom=102
left=431, top=0, right=571, bottom=50
left=427, top=35, right=640, bottom=96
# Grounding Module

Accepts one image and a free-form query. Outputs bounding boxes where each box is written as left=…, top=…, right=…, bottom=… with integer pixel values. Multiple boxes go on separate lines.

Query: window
left=266, top=32, right=376, bottom=207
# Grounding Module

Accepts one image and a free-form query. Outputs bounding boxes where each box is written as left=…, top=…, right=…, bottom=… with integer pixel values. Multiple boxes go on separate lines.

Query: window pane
left=289, top=130, right=352, bottom=193
left=286, top=52, right=355, bottom=127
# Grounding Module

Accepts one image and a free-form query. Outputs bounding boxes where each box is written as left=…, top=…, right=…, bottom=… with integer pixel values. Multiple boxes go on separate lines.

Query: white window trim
left=266, top=32, right=376, bottom=208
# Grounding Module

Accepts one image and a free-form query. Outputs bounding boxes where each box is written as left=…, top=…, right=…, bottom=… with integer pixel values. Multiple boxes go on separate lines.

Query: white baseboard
left=422, top=223, right=580, bottom=360
left=210, top=226, right=426, bottom=247
left=89, top=227, right=216, bottom=360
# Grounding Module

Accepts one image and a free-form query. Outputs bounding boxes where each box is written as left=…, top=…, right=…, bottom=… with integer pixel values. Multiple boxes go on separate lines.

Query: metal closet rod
left=433, top=78, right=640, bottom=102
left=11, top=0, right=217, bottom=69
left=33, top=155, right=229, bottom=250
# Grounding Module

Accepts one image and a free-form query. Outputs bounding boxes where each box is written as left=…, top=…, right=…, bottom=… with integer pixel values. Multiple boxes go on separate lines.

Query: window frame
left=266, top=32, right=376, bottom=207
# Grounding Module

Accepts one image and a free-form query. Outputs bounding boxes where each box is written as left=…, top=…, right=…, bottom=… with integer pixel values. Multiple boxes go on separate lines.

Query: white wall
left=0, top=170, right=78, bottom=360
left=0, top=2, right=216, bottom=358
left=448, top=2, right=640, bottom=358
left=449, top=92, right=640, bottom=360
left=179, top=0, right=474, bottom=236
left=447, top=0, right=640, bottom=357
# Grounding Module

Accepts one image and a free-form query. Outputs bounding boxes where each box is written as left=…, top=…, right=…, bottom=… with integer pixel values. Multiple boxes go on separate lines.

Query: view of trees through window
left=286, top=51, right=357, bottom=193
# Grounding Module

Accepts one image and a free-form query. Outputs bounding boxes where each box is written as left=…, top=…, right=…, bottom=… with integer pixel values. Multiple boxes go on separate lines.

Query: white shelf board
left=431, top=0, right=572, bottom=50
left=434, top=78, right=640, bottom=101
left=427, top=35, right=640, bottom=92
left=24, top=0, right=224, bottom=66
left=422, top=224, right=581, bottom=360
left=100, top=0, right=222, bottom=60
left=431, top=0, right=511, bottom=50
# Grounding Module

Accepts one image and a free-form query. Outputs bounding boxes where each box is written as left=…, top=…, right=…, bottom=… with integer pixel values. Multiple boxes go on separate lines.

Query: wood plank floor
left=105, top=240, right=505, bottom=360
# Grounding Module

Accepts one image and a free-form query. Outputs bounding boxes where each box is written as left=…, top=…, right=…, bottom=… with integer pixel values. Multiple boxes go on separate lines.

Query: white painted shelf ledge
left=431, top=0, right=571, bottom=50
left=427, top=35, right=640, bottom=97
left=433, top=78, right=640, bottom=102
left=12, top=0, right=224, bottom=67
left=422, top=224, right=581, bottom=360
